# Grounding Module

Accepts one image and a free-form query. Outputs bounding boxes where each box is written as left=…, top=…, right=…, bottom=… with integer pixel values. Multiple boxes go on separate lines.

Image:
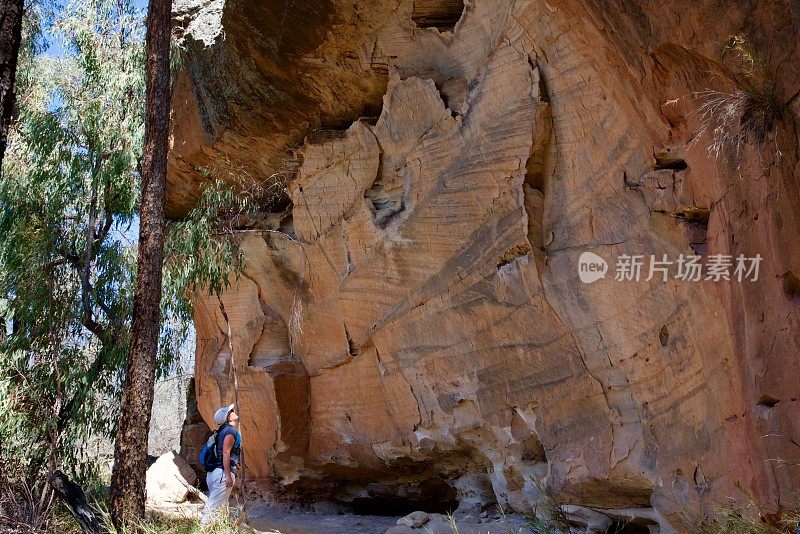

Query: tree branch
left=95, top=211, right=113, bottom=244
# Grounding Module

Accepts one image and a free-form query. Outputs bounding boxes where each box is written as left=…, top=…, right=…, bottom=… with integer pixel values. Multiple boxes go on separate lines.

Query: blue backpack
left=198, top=429, right=220, bottom=472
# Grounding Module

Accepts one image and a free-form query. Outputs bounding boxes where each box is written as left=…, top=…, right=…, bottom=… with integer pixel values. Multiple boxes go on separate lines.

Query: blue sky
left=43, top=0, right=147, bottom=261
left=29, top=0, right=198, bottom=371
left=45, top=0, right=150, bottom=57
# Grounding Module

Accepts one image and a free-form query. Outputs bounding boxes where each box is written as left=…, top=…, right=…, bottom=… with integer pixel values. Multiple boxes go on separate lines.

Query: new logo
left=578, top=251, right=608, bottom=284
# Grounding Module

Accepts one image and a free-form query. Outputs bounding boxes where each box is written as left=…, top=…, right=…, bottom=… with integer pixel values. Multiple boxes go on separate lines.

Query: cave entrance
left=606, top=522, right=653, bottom=534
left=348, top=495, right=459, bottom=517
left=345, top=479, right=459, bottom=516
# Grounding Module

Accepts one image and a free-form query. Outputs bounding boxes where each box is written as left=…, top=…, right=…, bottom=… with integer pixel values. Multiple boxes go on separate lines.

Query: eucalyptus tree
left=0, top=2, right=249, bottom=527
left=110, top=0, right=172, bottom=525
left=0, top=0, right=145, bottom=482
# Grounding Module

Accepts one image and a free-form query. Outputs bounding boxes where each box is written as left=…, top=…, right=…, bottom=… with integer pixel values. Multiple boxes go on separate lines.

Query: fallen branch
left=174, top=473, right=208, bottom=503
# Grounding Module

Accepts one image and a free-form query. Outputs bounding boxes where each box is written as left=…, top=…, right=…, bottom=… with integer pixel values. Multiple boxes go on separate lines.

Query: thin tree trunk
left=0, top=0, right=23, bottom=173
left=109, top=0, right=172, bottom=527
left=219, top=299, right=248, bottom=512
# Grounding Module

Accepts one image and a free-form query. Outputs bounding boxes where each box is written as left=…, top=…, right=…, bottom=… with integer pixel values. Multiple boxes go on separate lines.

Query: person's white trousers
left=201, top=468, right=235, bottom=524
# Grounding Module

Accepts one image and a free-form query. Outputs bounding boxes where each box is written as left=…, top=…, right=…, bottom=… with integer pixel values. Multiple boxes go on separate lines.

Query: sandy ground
left=151, top=502, right=399, bottom=533
left=150, top=501, right=534, bottom=534
left=247, top=504, right=399, bottom=534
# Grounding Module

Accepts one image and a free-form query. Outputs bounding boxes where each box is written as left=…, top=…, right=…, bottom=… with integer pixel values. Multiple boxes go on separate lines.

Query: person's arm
left=222, top=433, right=235, bottom=487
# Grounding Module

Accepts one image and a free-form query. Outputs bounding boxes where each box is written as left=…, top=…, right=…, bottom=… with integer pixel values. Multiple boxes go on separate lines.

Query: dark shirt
left=215, top=424, right=241, bottom=472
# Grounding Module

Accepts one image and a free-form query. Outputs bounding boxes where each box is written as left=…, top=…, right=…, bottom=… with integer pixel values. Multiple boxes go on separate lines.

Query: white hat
left=213, top=404, right=235, bottom=425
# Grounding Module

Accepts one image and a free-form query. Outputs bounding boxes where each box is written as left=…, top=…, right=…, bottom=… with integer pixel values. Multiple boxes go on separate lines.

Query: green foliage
left=0, top=0, right=145, bottom=484
left=724, top=35, right=772, bottom=94
left=11, top=495, right=251, bottom=534
left=721, top=34, right=784, bottom=141
left=163, top=178, right=248, bottom=319
left=525, top=514, right=560, bottom=534
left=99, top=509, right=252, bottom=534
left=158, top=177, right=253, bottom=377
left=443, top=510, right=459, bottom=534
left=692, top=502, right=800, bottom=534
left=0, top=0, right=250, bottom=496
left=520, top=477, right=569, bottom=533
left=0, top=1, right=254, bottom=531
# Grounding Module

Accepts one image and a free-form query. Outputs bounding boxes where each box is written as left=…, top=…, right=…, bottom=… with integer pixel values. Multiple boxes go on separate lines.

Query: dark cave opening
left=345, top=478, right=459, bottom=517
left=606, top=522, right=653, bottom=534
left=348, top=495, right=459, bottom=517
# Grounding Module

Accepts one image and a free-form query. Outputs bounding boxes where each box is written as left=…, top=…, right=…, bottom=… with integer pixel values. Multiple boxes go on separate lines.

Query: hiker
left=200, top=403, right=242, bottom=525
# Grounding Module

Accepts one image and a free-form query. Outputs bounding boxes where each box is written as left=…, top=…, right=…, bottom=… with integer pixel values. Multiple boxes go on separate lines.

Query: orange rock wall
left=172, top=0, right=800, bottom=528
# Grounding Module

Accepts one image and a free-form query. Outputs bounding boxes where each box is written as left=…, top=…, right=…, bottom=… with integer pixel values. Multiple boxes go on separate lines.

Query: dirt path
left=150, top=502, right=532, bottom=533
left=150, top=502, right=398, bottom=533
left=247, top=503, right=398, bottom=534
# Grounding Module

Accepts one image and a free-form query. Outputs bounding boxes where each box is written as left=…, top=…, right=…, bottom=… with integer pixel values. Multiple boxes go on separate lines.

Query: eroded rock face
left=173, top=0, right=800, bottom=529
left=168, top=0, right=392, bottom=217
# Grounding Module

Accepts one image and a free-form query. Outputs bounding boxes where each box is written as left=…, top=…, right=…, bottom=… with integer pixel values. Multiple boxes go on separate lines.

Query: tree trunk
left=109, top=0, right=172, bottom=527
left=0, top=0, right=24, bottom=173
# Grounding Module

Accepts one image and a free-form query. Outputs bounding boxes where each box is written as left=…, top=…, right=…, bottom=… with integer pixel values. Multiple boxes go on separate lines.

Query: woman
left=200, top=403, right=242, bottom=525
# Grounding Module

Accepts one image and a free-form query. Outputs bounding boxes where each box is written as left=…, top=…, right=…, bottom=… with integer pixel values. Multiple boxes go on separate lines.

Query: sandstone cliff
left=170, top=0, right=800, bottom=530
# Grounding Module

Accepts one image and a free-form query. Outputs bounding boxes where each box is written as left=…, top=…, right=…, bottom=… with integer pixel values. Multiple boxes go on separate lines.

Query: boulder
left=396, top=511, right=430, bottom=528
left=145, top=450, right=198, bottom=504
left=560, top=505, right=614, bottom=533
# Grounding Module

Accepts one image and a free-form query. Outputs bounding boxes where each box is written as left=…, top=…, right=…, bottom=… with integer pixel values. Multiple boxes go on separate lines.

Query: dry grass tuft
left=691, top=34, right=784, bottom=162
left=0, top=479, right=57, bottom=533
left=693, top=502, right=800, bottom=534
